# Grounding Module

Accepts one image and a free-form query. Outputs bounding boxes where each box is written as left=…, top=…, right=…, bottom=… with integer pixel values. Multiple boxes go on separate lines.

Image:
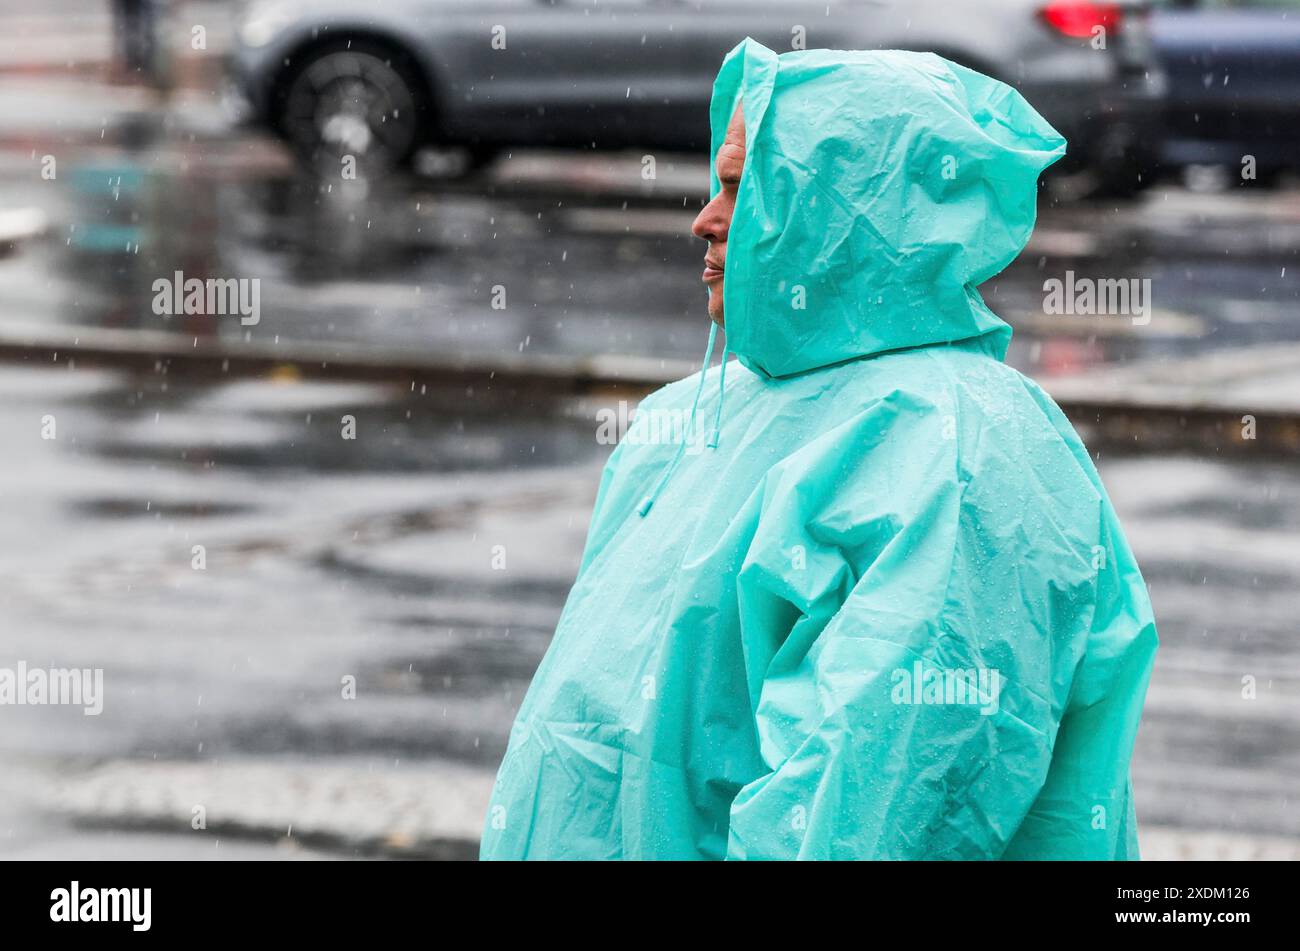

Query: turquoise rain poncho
left=481, top=39, right=1157, bottom=860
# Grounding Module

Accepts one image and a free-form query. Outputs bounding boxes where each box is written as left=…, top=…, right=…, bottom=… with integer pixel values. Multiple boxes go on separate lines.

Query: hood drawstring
left=636, top=323, right=729, bottom=517
left=707, top=338, right=730, bottom=449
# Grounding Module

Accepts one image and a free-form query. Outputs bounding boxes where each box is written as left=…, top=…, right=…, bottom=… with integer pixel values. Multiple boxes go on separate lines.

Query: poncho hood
left=711, top=39, right=1066, bottom=379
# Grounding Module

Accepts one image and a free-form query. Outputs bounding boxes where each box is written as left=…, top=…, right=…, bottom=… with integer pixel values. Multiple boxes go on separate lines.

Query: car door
left=429, top=0, right=888, bottom=151
left=425, top=0, right=737, bottom=149
left=527, top=0, right=882, bottom=151
left=650, top=0, right=890, bottom=150
left=1153, top=0, right=1300, bottom=167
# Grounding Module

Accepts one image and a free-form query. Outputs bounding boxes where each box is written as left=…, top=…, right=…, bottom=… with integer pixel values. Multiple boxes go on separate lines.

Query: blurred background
left=0, top=0, right=1296, bottom=860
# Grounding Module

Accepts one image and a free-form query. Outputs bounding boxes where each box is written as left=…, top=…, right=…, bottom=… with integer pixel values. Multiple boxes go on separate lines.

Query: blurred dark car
left=229, top=0, right=1164, bottom=193
left=1152, top=0, right=1300, bottom=181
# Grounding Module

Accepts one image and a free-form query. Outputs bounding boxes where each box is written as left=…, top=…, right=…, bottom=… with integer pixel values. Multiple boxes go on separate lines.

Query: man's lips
left=702, top=259, right=725, bottom=282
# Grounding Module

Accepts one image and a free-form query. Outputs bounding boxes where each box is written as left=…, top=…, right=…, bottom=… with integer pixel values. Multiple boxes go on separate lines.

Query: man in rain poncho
left=481, top=39, right=1158, bottom=860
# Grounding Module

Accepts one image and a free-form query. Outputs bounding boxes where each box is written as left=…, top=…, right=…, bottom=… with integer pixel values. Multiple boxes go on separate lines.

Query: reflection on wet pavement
left=2, top=104, right=1298, bottom=383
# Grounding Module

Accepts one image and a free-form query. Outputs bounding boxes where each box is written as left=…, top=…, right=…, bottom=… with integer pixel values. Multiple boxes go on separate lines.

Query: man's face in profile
left=691, top=105, right=745, bottom=327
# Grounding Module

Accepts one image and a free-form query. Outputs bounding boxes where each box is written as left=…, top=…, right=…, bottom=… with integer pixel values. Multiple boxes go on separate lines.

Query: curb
left=1, top=322, right=1296, bottom=455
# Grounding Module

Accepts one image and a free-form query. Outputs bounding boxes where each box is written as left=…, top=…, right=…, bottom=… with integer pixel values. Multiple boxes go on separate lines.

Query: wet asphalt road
left=0, top=362, right=604, bottom=857
left=0, top=360, right=1298, bottom=857
left=0, top=5, right=1297, bottom=858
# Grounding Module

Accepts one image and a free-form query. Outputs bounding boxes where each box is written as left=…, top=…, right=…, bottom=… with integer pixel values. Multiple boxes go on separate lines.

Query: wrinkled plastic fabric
left=480, top=39, right=1157, bottom=860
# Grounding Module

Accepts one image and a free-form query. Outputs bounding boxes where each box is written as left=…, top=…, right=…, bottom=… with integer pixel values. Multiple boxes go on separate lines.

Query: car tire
left=276, top=41, right=428, bottom=173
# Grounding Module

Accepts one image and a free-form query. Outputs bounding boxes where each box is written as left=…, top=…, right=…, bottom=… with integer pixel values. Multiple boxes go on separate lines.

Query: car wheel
left=278, top=42, right=426, bottom=173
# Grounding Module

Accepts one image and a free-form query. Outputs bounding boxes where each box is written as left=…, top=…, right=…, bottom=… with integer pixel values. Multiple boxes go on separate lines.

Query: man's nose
left=692, top=196, right=726, bottom=244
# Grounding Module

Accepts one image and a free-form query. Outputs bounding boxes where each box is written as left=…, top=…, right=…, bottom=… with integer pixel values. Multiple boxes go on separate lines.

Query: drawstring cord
left=636, top=323, right=727, bottom=517
left=707, top=339, right=730, bottom=449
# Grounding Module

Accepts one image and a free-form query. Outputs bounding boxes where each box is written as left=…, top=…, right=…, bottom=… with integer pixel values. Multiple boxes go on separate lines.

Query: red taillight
left=1039, top=1, right=1124, bottom=39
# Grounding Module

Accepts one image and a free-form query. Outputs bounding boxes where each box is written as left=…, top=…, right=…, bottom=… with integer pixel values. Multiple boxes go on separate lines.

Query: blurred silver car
left=230, top=0, right=1163, bottom=192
